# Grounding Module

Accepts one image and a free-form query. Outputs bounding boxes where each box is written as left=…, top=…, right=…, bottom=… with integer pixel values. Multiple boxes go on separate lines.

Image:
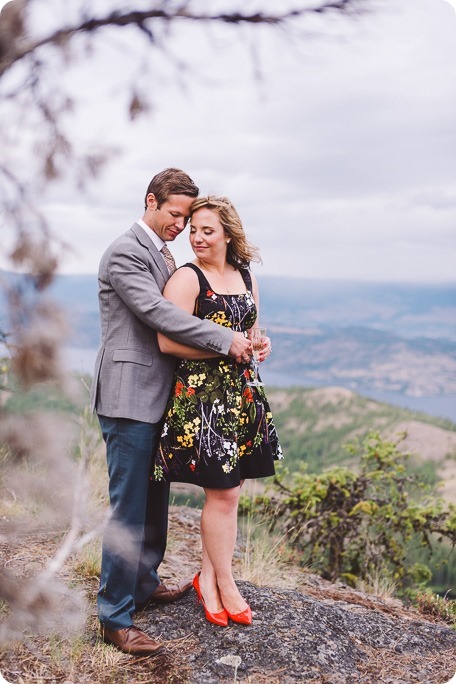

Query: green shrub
left=243, top=433, right=456, bottom=588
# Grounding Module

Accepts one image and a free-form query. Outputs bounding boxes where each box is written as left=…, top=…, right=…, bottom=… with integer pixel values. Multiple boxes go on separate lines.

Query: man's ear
left=146, top=193, right=158, bottom=210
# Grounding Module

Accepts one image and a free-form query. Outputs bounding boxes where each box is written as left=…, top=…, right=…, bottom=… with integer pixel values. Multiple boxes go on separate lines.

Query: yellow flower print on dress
left=207, top=311, right=233, bottom=328
left=187, top=372, right=207, bottom=388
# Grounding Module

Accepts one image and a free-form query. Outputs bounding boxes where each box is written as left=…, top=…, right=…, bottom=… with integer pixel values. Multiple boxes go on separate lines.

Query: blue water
left=260, top=369, right=456, bottom=423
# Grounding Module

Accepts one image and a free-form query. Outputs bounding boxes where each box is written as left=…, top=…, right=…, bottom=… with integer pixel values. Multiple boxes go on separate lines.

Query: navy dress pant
left=97, top=415, right=169, bottom=630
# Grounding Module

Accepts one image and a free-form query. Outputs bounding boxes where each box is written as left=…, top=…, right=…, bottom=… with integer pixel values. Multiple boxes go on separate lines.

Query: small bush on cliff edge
left=241, top=433, right=456, bottom=591
left=414, top=589, right=456, bottom=627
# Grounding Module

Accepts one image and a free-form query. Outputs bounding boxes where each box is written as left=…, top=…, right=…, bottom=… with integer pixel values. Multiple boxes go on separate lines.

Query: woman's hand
left=229, top=331, right=253, bottom=363
left=258, top=335, right=272, bottom=363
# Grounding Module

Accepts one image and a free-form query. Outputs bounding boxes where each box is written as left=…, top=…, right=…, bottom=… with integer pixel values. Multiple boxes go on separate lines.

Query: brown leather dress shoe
left=101, top=625, right=164, bottom=656
left=136, top=580, right=192, bottom=611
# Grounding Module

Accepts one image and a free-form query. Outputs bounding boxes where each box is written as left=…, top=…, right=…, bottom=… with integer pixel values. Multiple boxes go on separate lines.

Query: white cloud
left=3, top=0, right=455, bottom=282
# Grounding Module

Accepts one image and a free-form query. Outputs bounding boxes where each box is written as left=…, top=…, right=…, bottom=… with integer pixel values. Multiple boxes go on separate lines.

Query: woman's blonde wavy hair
left=190, top=195, right=261, bottom=269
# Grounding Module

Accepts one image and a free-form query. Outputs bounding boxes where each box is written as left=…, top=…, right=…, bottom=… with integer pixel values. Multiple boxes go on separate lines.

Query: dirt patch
left=305, top=387, right=356, bottom=407
left=386, top=421, right=456, bottom=463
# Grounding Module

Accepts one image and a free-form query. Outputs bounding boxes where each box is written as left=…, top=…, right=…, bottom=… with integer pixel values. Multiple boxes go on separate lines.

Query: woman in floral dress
left=154, top=196, right=283, bottom=626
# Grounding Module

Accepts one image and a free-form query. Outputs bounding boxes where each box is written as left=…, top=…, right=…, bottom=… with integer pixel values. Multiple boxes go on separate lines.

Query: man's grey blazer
left=90, top=223, right=233, bottom=423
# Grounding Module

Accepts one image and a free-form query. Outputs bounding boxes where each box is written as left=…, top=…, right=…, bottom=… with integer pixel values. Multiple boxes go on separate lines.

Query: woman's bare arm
left=157, top=267, right=219, bottom=359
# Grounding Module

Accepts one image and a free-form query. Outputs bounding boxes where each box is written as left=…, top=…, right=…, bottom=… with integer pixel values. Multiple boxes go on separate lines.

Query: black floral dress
left=154, top=263, right=283, bottom=489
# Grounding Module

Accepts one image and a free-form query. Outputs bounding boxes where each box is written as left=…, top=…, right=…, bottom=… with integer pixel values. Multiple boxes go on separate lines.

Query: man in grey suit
left=91, top=168, right=252, bottom=655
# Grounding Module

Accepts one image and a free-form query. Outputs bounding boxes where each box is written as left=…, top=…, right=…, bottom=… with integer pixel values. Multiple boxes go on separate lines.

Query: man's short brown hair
left=144, top=168, right=199, bottom=209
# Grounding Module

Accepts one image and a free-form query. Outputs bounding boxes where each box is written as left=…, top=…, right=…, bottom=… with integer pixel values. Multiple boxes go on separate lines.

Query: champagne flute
left=247, top=327, right=266, bottom=387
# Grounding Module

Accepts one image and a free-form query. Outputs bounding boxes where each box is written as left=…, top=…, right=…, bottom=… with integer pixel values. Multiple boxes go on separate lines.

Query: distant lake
left=262, top=369, right=456, bottom=423
left=64, top=347, right=456, bottom=423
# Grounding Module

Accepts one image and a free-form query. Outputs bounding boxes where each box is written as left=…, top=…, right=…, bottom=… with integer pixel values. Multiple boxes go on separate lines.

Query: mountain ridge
left=267, top=385, right=456, bottom=502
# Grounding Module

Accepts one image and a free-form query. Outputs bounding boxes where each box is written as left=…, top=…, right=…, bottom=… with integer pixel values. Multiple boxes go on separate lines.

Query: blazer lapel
left=130, top=223, right=169, bottom=281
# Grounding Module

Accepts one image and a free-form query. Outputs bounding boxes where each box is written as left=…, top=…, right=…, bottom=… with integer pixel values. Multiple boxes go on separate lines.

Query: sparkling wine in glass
left=247, top=327, right=266, bottom=387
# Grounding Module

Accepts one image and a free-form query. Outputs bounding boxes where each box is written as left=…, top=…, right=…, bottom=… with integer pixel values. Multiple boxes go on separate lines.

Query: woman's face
left=189, top=207, right=229, bottom=262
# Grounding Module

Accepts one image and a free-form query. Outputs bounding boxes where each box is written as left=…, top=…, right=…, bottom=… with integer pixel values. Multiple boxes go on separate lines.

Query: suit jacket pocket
left=112, top=349, right=153, bottom=366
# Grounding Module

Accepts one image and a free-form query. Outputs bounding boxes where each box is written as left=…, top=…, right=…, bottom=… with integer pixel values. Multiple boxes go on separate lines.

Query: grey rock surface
left=141, top=581, right=456, bottom=684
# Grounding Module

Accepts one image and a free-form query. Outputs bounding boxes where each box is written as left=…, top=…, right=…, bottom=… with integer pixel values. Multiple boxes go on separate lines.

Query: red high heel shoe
left=225, top=604, right=252, bottom=626
left=192, top=573, right=228, bottom=627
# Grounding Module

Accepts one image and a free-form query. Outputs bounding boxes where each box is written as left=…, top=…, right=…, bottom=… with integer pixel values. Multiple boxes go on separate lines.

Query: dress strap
left=179, top=262, right=252, bottom=293
left=179, top=263, right=210, bottom=292
left=240, top=266, right=253, bottom=292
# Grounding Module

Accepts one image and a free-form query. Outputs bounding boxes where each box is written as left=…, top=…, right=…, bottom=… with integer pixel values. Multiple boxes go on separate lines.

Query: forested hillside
left=267, top=386, right=456, bottom=501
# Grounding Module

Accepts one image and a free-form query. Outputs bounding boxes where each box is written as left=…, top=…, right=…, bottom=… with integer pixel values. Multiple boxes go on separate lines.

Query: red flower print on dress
left=243, top=387, right=254, bottom=402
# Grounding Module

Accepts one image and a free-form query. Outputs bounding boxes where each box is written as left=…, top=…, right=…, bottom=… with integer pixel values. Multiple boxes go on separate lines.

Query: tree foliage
left=242, top=433, right=456, bottom=587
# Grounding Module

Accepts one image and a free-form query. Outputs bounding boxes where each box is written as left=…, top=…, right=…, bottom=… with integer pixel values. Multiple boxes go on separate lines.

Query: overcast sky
left=3, top=0, right=456, bottom=282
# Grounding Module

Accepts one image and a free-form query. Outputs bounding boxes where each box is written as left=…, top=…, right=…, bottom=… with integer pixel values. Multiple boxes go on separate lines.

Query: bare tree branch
left=0, top=0, right=364, bottom=77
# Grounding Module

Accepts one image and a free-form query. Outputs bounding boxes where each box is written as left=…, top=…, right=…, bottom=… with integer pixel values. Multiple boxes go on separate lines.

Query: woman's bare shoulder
left=163, top=263, right=200, bottom=298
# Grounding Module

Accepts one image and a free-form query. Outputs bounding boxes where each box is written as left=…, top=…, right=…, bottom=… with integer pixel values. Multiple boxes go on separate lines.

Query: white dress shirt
left=137, top=218, right=166, bottom=251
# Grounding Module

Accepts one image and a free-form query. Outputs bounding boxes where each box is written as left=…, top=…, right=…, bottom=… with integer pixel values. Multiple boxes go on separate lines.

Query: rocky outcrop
left=140, top=583, right=456, bottom=684
left=1, top=506, right=455, bottom=684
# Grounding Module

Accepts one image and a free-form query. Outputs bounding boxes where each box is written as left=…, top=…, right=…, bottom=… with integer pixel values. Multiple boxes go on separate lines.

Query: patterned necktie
left=161, top=244, right=176, bottom=275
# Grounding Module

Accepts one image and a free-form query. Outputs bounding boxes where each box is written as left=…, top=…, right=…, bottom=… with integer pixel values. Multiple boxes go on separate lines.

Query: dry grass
left=356, top=645, right=456, bottom=684
left=0, top=632, right=196, bottom=683
left=238, top=480, right=292, bottom=588
left=414, top=590, right=456, bottom=628
left=238, top=512, right=298, bottom=589
left=355, top=567, right=398, bottom=601
left=72, top=538, right=102, bottom=580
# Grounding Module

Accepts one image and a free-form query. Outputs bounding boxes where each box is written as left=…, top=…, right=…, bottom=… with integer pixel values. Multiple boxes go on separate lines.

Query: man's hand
left=228, top=331, right=252, bottom=364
